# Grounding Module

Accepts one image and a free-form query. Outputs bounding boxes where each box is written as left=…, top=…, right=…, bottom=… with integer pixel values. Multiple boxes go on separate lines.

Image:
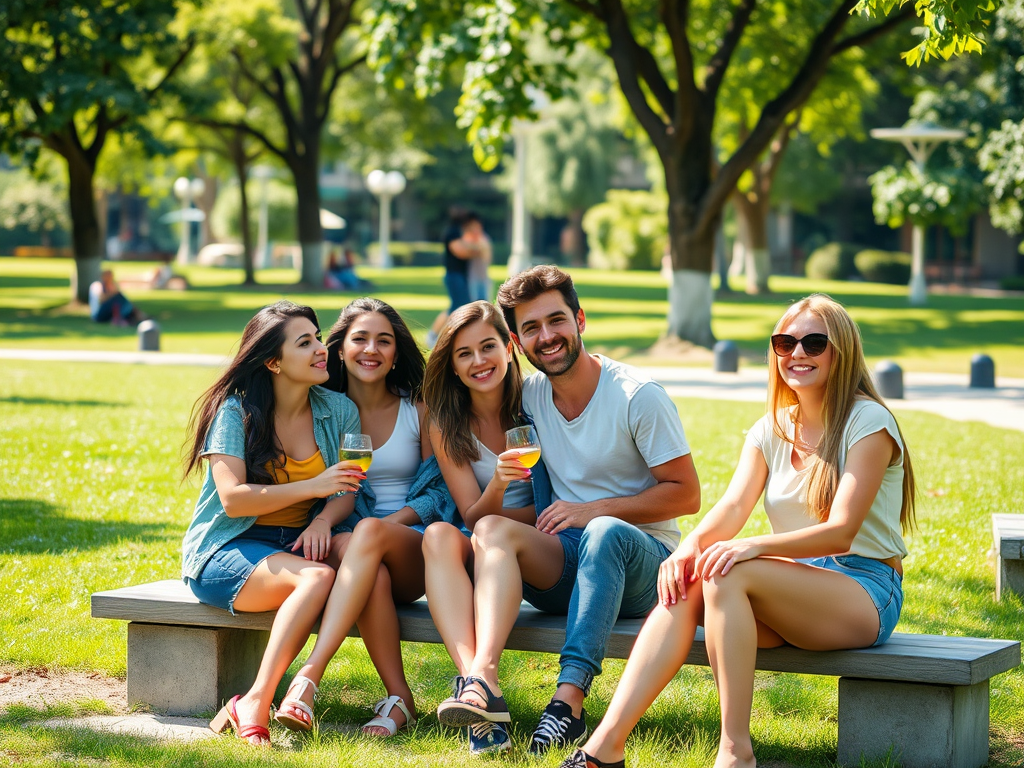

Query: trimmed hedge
left=582, top=190, right=667, bottom=271
left=854, top=249, right=912, bottom=285
left=804, top=242, right=863, bottom=280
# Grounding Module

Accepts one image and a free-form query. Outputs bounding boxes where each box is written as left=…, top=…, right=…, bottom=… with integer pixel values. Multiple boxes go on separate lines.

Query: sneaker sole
left=437, top=700, right=511, bottom=726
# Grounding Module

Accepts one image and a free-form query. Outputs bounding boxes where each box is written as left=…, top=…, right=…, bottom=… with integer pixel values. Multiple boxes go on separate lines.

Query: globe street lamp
left=870, top=124, right=966, bottom=306
left=173, top=176, right=206, bottom=266
left=366, top=170, right=406, bottom=269
left=251, top=165, right=275, bottom=270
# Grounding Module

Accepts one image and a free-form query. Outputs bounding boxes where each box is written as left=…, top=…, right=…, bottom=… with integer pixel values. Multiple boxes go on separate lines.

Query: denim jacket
left=339, top=454, right=459, bottom=530
left=181, top=386, right=360, bottom=581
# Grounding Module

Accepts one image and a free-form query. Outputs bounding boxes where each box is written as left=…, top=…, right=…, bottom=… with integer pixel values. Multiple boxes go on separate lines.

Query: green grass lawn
left=2, top=257, right=1023, bottom=377
left=1, top=360, right=1022, bottom=767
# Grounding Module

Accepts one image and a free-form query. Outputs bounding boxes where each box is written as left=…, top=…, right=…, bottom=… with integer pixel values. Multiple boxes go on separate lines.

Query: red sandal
left=210, top=695, right=271, bottom=747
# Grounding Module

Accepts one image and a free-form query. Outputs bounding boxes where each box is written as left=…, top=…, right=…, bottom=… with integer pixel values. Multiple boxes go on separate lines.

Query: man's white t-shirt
left=521, top=354, right=691, bottom=551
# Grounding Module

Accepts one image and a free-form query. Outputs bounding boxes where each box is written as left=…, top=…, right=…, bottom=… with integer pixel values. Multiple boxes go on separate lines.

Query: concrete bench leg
left=837, top=677, right=988, bottom=768
left=996, top=555, right=1024, bottom=601
left=127, top=623, right=269, bottom=716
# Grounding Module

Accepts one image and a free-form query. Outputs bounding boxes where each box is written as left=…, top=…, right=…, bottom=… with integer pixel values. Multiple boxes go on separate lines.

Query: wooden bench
left=92, top=580, right=1020, bottom=768
left=992, top=514, right=1024, bottom=601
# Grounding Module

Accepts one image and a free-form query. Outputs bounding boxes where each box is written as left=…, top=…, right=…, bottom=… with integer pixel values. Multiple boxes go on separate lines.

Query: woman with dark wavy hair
left=420, top=300, right=540, bottom=755
left=271, top=297, right=454, bottom=738
left=181, top=301, right=366, bottom=746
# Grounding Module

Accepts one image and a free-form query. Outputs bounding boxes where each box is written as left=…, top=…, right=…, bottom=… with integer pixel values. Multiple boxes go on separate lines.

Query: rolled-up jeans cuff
left=557, top=665, right=593, bottom=696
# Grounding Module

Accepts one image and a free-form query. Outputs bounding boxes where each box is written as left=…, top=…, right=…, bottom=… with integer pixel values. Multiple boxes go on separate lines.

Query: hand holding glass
left=505, top=426, right=541, bottom=473
left=339, top=433, right=373, bottom=472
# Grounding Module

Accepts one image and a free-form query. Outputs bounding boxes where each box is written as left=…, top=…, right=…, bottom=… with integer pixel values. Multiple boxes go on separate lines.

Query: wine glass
left=505, top=425, right=541, bottom=476
left=339, top=433, right=373, bottom=472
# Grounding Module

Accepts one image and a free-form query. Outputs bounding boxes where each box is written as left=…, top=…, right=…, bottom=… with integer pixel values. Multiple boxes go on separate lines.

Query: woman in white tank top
left=273, top=298, right=430, bottom=739
left=565, top=294, right=918, bottom=768
left=421, top=301, right=537, bottom=754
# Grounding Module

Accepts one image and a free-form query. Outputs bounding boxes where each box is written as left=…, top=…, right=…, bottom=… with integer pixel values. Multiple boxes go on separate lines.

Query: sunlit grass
left=2, top=258, right=1023, bottom=376
left=1, top=360, right=1022, bottom=765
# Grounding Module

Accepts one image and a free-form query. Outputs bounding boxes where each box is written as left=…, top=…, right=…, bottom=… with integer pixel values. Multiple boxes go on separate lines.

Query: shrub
left=804, top=242, right=862, bottom=280
left=854, top=250, right=913, bottom=285
left=582, top=190, right=667, bottom=271
left=999, top=275, right=1024, bottom=292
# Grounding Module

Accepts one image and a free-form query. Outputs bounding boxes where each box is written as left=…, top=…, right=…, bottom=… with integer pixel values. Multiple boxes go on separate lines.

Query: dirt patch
left=0, top=667, right=127, bottom=714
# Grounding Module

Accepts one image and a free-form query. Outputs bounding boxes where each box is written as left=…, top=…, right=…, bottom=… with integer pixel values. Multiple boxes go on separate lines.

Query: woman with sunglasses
left=561, top=294, right=915, bottom=768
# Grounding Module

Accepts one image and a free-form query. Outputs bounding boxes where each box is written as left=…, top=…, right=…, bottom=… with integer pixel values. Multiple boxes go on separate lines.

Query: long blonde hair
left=766, top=294, right=916, bottom=533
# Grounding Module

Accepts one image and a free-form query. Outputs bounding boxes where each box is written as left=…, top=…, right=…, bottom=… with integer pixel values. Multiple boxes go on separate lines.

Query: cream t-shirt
left=745, top=399, right=908, bottom=559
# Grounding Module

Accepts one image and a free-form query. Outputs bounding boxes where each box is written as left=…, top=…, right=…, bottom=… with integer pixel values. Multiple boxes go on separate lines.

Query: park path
left=2, top=348, right=1023, bottom=433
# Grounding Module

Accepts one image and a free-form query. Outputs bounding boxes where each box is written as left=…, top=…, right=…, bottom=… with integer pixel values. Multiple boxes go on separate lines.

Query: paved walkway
left=3, top=348, right=1022, bottom=432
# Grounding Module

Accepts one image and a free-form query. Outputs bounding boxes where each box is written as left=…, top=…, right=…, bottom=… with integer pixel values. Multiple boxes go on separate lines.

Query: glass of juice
left=340, top=433, right=373, bottom=472
left=505, top=425, right=541, bottom=478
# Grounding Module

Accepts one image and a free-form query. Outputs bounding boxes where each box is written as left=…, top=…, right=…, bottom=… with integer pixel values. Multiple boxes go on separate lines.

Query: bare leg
left=228, top=554, right=336, bottom=741
left=704, top=559, right=880, bottom=768
left=288, top=519, right=425, bottom=717
left=423, top=523, right=476, bottom=675
left=579, top=580, right=705, bottom=763
left=356, top=564, right=417, bottom=735
left=462, top=515, right=565, bottom=703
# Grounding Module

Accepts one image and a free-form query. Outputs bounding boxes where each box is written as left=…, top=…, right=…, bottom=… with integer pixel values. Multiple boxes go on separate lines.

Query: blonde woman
left=563, top=293, right=915, bottom=768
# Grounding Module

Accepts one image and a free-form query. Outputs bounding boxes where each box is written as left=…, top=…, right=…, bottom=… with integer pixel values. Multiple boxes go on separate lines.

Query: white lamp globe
left=173, top=176, right=191, bottom=199
left=189, top=177, right=206, bottom=199
left=366, top=169, right=387, bottom=195
left=383, top=170, right=406, bottom=196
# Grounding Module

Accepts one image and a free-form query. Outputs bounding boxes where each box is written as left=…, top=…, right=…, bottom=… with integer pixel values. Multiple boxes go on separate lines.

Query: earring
left=392, top=363, right=396, bottom=370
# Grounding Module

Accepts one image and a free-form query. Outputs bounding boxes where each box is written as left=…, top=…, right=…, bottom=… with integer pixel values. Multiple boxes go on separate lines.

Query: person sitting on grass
left=181, top=300, right=367, bottom=747
left=88, top=269, right=140, bottom=326
left=270, top=297, right=454, bottom=739
left=561, top=293, right=915, bottom=768
left=420, top=300, right=539, bottom=756
left=435, top=266, right=701, bottom=757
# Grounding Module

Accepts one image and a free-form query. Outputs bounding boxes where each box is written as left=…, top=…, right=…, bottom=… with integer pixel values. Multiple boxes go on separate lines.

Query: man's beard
left=526, top=330, right=583, bottom=377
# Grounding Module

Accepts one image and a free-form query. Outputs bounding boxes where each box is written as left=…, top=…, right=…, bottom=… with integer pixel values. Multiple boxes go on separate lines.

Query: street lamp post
left=366, top=170, right=406, bottom=269
left=252, top=165, right=274, bottom=270
left=508, top=87, right=550, bottom=276
left=173, top=176, right=206, bottom=266
left=870, top=124, right=966, bottom=306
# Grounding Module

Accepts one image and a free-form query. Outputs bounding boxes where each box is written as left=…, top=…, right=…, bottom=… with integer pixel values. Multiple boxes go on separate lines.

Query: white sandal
left=274, top=674, right=319, bottom=732
left=362, top=694, right=416, bottom=737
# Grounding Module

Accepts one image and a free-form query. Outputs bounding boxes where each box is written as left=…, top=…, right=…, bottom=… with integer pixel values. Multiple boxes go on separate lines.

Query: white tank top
left=365, top=398, right=422, bottom=514
left=470, top=437, right=534, bottom=509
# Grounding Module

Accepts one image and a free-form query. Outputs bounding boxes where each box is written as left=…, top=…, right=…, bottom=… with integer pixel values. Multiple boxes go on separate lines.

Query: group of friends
left=181, top=265, right=915, bottom=768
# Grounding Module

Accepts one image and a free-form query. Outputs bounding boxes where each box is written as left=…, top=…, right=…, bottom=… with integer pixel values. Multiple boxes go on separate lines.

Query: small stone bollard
left=713, top=340, right=739, bottom=373
left=138, top=319, right=161, bottom=352
left=874, top=360, right=904, bottom=400
left=969, top=353, right=995, bottom=388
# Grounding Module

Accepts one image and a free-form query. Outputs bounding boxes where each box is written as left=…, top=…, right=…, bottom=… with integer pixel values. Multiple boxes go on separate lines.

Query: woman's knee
left=350, top=516, right=389, bottom=550
left=300, top=561, right=336, bottom=597
left=471, top=513, right=519, bottom=547
left=422, top=522, right=463, bottom=557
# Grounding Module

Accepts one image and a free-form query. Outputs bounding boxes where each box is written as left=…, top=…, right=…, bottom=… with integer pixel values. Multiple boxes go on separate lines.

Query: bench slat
left=92, top=580, right=1020, bottom=687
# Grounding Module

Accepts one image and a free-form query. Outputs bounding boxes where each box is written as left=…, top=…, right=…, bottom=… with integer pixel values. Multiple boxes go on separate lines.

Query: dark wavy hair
left=183, top=301, right=320, bottom=485
left=424, top=300, right=523, bottom=466
left=324, top=297, right=425, bottom=400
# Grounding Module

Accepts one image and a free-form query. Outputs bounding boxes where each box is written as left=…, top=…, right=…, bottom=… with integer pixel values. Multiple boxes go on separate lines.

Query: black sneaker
left=528, top=700, right=587, bottom=755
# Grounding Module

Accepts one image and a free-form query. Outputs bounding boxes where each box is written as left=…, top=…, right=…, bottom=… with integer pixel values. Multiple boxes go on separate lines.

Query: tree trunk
left=664, top=139, right=717, bottom=347
left=291, top=151, right=324, bottom=288
left=231, top=134, right=256, bottom=286
left=735, top=193, right=771, bottom=294
left=66, top=151, right=103, bottom=303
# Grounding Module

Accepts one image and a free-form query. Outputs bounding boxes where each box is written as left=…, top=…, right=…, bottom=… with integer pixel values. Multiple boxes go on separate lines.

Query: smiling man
left=482, top=265, right=700, bottom=754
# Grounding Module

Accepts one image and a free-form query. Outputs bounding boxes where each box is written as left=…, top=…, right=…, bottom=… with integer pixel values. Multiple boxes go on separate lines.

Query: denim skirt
left=799, top=554, right=904, bottom=646
left=187, top=524, right=306, bottom=614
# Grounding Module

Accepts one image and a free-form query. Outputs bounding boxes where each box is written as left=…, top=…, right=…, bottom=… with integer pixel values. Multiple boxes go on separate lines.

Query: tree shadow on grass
left=0, top=499, right=171, bottom=555
left=0, top=396, right=125, bottom=407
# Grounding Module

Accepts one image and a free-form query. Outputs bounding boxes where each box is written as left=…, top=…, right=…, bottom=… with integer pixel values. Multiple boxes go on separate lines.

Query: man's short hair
left=496, top=265, right=581, bottom=335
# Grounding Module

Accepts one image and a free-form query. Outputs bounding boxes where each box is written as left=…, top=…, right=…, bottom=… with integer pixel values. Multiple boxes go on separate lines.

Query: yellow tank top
left=256, top=450, right=326, bottom=528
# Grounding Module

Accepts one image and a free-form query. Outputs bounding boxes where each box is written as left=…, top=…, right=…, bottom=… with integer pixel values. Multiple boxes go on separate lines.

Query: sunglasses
left=771, top=333, right=830, bottom=357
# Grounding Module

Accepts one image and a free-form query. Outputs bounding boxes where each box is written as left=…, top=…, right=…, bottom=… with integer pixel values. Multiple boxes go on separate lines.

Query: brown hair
left=767, top=293, right=916, bottom=533
left=496, top=264, right=581, bottom=335
left=423, top=301, right=523, bottom=466
left=323, top=297, right=425, bottom=400
left=183, top=301, right=320, bottom=484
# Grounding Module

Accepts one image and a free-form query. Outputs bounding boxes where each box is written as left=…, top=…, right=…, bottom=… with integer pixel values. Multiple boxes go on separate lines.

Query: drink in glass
left=340, top=433, right=373, bottom=472
left=505, top=425, right=541, bottom=473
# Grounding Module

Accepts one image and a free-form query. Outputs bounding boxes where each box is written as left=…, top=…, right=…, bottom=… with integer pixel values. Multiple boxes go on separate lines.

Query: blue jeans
left=92, top=294, right=134, bottom=323
left=444, top=271, right=471, bottom=313
left=469, top=276, right=492, bottom=303
left=522, top=517, right=671, bottom=695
